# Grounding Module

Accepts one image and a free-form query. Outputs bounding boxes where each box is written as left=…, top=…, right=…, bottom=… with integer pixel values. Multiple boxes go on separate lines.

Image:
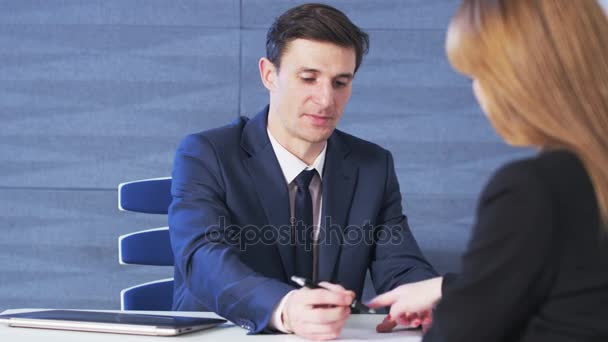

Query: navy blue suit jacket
left=169, top=107, right=437, bottom=333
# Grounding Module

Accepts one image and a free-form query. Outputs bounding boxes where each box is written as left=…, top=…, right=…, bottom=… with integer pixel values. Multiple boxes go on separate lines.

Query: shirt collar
left=267, top=128, right=326, bottom=184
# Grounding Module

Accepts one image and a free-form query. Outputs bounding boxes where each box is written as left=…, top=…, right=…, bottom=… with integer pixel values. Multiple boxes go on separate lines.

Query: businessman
left=169, top=3, right=437, bottom=340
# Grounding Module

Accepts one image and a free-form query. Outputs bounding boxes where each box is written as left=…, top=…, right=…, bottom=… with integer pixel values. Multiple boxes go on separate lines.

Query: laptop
left=0, top=310, right=227, bottom=336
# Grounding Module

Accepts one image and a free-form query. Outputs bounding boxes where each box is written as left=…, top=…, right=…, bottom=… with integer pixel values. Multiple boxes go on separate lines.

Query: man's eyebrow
left=297, top=67, right=320, bottom=74
left=335, top=73, right=354, bottom=79
left=296, top=68, right=353, bottom=79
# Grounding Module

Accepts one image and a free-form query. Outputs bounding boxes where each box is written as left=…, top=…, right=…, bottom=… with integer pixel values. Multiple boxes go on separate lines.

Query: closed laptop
left=0, top=310, right=227, bottom=336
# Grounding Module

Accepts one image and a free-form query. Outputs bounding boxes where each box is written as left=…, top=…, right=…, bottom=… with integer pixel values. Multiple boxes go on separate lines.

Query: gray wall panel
left=0, top=0, right=240, bottom=27
left=1, top=25, right=240, bottom=188
left=242, top=0, right=459, bottom=29
left=0, top=189, right=171, bottom=310
left=1, top=135, right=175, bottom=188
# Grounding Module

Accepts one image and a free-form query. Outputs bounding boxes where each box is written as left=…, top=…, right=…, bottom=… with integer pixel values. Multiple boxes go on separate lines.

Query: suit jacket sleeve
left=169, top=134, right=293, bottom=334
left=370, top=150, right=438, bottom=294
left=423, top=160, right=557, bottom=342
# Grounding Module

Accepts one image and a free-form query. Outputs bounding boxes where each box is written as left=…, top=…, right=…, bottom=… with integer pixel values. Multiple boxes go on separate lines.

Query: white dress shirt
left=267, top=128, right=326, bottom=332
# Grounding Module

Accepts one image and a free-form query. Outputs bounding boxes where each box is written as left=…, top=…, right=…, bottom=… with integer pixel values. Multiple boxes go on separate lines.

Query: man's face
left=263, top=39, right=357, bottom=145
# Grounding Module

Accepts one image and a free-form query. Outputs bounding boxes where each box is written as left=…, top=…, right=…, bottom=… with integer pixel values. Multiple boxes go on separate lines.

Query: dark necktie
left=293, top=169, right=316, bottom=281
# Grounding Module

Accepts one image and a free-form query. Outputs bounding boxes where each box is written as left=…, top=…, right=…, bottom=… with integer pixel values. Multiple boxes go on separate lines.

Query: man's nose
left=314, top=82, right=335, bottom=108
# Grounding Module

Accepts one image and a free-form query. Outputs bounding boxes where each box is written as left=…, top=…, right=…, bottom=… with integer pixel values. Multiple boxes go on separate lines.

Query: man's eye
left=334, top=80, right=347, bottom=88
left=301, top=77, right=316, bottom=83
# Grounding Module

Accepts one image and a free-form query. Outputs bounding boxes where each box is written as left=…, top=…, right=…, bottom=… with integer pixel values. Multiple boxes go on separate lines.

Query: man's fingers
left=305, top=305, right=350, bottom=324
left=317, top=281, right=345, bottom=291
left=287, top=288, right=350, bottom=340
left=318, top=282, right=353, bottom=297
left=367, top=290, right=397, bottom=309
left=303, top=288, right=354, bottom=307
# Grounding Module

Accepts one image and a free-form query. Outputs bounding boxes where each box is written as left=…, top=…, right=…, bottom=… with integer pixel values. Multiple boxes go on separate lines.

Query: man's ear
left=259, top=57, right=277, bottom=91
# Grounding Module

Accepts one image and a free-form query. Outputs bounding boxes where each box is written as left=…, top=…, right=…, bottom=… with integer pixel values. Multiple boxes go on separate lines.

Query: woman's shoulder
left=495, top=149, right=587, bottom=183
left=482, top=149, right=593, bottom=204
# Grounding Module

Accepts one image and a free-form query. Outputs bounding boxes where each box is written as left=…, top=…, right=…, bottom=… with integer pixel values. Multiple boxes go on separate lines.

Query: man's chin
left=300, top=128, right=334, bottom=144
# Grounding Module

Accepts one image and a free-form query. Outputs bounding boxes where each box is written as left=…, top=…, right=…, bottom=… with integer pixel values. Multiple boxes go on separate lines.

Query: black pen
left=290, top=276, right=376, bottom=314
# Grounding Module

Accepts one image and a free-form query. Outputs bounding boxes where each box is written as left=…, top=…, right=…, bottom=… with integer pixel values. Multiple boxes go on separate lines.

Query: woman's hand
left=368, top=277, right=443, bottom=333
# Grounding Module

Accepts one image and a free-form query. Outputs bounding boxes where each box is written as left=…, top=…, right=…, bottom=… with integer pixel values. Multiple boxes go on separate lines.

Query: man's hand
left=368, top=277, right=443, bottom=333
left=282, top=282, right=355, bottom=340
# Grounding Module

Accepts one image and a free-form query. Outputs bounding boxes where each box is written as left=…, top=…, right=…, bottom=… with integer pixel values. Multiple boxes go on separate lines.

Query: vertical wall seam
left=237, top=0, right=243, bottom=117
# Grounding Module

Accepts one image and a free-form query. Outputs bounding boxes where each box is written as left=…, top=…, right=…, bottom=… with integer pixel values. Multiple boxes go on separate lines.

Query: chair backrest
left=118, top=177, right=174, bottom=311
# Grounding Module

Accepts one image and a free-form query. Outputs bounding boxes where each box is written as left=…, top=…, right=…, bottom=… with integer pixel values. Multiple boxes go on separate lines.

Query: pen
left=290, top=276, right=376, bottom=314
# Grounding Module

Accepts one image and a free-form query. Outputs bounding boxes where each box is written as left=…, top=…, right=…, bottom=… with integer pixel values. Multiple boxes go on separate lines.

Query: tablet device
left=0, top=310, right=227, bottom=336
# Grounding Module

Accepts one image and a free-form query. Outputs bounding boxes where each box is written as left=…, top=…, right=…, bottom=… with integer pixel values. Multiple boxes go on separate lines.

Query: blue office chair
left=118, top=177, right=174, bottom=311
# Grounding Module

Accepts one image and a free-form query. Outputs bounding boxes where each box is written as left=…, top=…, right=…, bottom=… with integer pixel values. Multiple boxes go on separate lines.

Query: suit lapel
left=241, top=108, right=294, bottom=279
left=317, top=133, right=358, bottom=282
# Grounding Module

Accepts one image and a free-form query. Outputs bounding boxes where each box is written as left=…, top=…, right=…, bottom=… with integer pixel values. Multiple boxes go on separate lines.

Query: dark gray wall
left=0, top=1, right=530, bottom=311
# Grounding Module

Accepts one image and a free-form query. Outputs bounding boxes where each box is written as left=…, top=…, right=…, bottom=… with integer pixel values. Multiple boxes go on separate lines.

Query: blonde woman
left=369, top=0, right=608, bottom=341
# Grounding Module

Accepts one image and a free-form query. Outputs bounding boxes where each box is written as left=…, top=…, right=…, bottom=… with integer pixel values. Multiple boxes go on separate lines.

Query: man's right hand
left=282, top=282, right=355, bottom=340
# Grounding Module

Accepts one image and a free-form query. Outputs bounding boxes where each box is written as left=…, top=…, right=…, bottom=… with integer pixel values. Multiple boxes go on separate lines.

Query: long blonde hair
left=447, top=0, right=608, bottom=227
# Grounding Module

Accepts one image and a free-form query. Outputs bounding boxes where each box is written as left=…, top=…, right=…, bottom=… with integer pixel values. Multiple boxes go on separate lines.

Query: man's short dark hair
left=266, top=3, right=369, bottom=73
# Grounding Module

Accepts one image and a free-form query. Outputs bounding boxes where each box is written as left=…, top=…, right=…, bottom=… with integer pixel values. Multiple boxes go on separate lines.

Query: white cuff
left=269, top=290, right=296, bottom=333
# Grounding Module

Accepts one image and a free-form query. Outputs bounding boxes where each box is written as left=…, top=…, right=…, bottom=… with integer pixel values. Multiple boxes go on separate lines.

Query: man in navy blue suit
left=169, top=3, right=437, bottom=340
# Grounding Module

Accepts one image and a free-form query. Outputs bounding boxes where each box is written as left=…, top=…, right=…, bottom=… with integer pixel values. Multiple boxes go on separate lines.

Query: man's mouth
left=304, top=113, right=333, bottom=126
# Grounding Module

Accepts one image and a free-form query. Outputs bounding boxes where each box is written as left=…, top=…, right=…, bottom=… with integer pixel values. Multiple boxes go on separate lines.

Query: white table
left=0, top=309, right=422, bottom=341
